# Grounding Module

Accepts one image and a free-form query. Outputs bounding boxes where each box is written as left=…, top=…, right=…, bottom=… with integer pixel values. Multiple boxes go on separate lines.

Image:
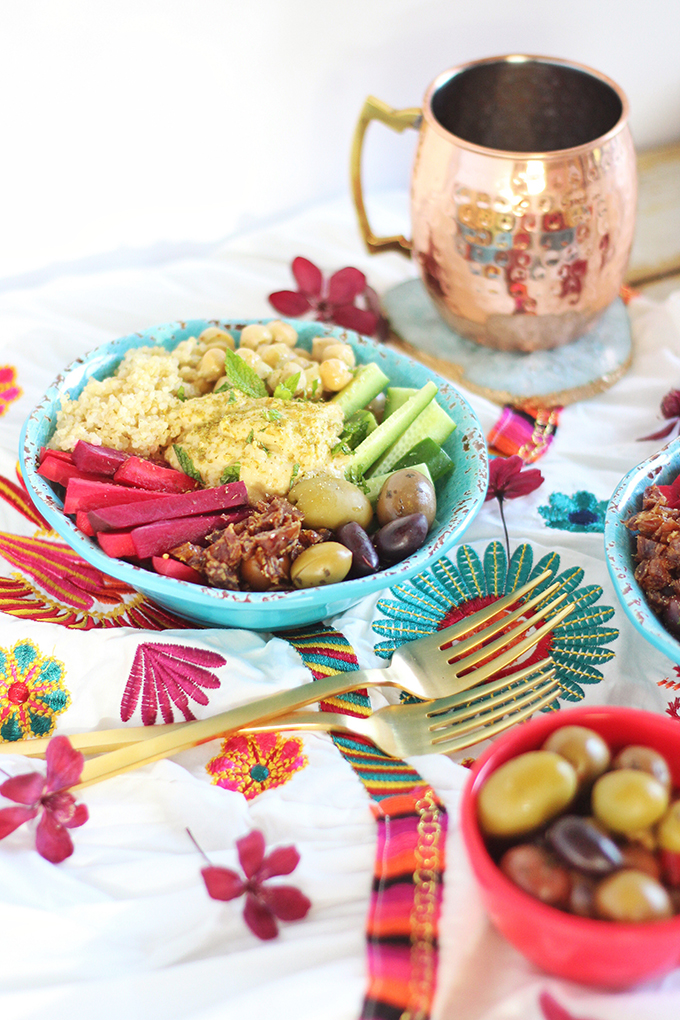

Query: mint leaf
left=221, top=348, right=267, bottom=398
left=173, top=445, right=202, bottom=482
left=177, top=385, right=186, bottom=401
left=219, top=464, right=240, bottom=484
left=290, top=463, right=300, bottom=487
left=273, top=372, right=301, bottom=400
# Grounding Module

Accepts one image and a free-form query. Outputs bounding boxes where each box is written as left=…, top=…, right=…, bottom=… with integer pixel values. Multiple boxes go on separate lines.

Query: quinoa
left=51, top=347, right=185, bottom=458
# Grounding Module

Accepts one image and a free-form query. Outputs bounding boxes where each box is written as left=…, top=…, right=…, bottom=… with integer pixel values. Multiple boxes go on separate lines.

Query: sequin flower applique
left=206, top=731, right=307, bottom=800
left=538, top=491, right=608, bottom=533
left=194, top=828, right=311, bottom=940
left=0, top=735, right=88, bottom=862
left=0, top=639, right=70, bottom=742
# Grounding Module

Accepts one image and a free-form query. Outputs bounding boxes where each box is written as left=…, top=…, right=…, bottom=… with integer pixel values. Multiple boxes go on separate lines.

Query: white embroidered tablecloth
left=0, top=192, right=679, bottom=1020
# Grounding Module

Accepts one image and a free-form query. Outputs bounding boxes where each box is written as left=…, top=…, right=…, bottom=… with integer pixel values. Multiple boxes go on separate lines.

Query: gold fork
left=65, top=572, right=572, bottom=789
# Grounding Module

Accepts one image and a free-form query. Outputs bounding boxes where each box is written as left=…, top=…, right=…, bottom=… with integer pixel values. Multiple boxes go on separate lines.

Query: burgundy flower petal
left=538, top=991, right=585, bottom=1020
left=262, top=884, right=312, bottom=921
left=503, top=467, right=544, bottom=499
left=661, top=389, right=680, bottom=419
left=44, top=735, right=84, bottom=793
left=258, top=844, right=300, bottom=879
left=0, top=804, right=38, bottom=838
left=268, top=290, right=312, bottom=317
left=243, top=891, right=278, bottom=940
left=201, top=865, right=245, bottom=901
left=486, top=455, right=544, bottom=501
left=638, top=420, right=679, bottom=442
left=237, top=829, right=266, bottom=879
left=35, top=810, right=75, bottom=863
left=291, top=257, right=323, bottom=298
left=44, top=790, right=87, bottom=828
left=327, top=266, right=367, bottom=305
left=331, top=304, right=379, bottom=336
left=0, top=771, right=45, bottom=805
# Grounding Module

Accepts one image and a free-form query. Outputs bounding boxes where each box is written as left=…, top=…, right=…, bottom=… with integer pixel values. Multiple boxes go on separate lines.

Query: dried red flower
left=485, top=455, right=544, bottom=503
left=199, top=829, right=311, bottom=940
left=539, top=990, right=600, bottom=1020
left=638, top=388, right=680, bottom=442
left=0, top=735, right=88, bottom=863
left=269, top=256, right=385, bottom=337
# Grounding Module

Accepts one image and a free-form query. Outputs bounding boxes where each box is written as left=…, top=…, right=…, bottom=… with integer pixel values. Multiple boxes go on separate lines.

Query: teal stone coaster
left=382, top=278, right=633, bottom=407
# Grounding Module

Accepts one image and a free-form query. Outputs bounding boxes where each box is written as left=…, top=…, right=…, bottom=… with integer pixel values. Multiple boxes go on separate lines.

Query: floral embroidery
left=0, top=640, right=70, bottom=742
left=0, top=367, right=22, bottom=418
left=206, top=731, right=307, bottom=799
left=0, top=735, right=87, bottom=862
left=373, top=542, right=618, bottom=705
left=121, top=643, right=226, bottom=725
left=538, top=491, right=608, bottom=533
left=195, top=828, right=311, bottom=941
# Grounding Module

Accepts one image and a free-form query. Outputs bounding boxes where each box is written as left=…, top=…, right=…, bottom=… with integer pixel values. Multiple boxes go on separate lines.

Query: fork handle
left=73, top=669, right=380, bottom=789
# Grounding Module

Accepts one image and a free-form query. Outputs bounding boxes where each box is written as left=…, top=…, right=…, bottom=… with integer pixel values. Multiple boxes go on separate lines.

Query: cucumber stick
left=368, top=393, right=457, bottom=476
left=331, top=362, right=389, bottom=417
left=344, top=381, right=437, bottom=482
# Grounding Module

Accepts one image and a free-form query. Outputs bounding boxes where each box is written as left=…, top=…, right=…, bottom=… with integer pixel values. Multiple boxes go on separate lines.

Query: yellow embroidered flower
left=0, top=640, right=69, bottom=741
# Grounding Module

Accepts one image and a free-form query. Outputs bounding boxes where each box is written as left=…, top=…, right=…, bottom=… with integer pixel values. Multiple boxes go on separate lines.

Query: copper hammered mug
left=351, top=54, right=637, bottom=352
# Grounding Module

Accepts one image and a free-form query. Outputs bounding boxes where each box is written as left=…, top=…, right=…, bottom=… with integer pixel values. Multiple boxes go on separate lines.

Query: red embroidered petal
left=331, top=304, right=379, bottom=336
left=268, top=290, right=312, bottom=317
left=45, top=735, right=84, bottom=792
left=327, top=266, right=366, bottom=305
left=35, top=810, right=75, bottom=863
left=201, top=865, right=245, bottom=901
left=262, top=884, right=311, bottom=921
left=0, top=771, right=45, bottom=805
left=291, top=256, right=323, bottom=298
left=243, top=891, right=278, bottom=940
left=237, top=829, right=266, bottom=878
left=258, top=844, right=300, bottom=879
left=0, top=804, right=38, bottom=838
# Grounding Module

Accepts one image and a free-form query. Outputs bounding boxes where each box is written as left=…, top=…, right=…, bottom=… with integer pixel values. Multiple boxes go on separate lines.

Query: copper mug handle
left=350, top=95, right=421, bottom=256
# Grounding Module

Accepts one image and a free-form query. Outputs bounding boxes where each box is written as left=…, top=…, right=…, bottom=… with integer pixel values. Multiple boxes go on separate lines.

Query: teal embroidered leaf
left=456, top=546, right=485, bottom=598
left=432, top=559, right=469, bottom=604
left=483, top=541, right=507, bottom=597
left=506, top=543, right=534, bottom=593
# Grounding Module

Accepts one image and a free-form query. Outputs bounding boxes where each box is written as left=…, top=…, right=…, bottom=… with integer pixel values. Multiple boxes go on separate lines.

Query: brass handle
left=350, top=95, right=421, bottom=256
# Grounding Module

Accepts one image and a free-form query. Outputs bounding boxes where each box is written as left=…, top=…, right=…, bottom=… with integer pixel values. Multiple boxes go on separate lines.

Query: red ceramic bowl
left=460, top=705, right=680, bottom=989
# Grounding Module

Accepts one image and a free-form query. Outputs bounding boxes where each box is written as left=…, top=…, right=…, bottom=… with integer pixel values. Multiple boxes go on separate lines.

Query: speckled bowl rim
left=20, top=318, right=489, bottom=630
left=604, top=436, right=680, bottom=663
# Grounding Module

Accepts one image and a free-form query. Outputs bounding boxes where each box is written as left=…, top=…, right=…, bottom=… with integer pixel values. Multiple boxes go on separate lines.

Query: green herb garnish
left=173, top=445, right=202, bottom=482
left=245, top=429, right=254, bottom=445
left=220, top=348, right=267, bottom=398
left=290, top=463, right=300, bottom=486
left=273, top=372, right=301, bottom=400
left=219, top=464, right=241, bottom=484
left=177, top=385, right=186, bottom=401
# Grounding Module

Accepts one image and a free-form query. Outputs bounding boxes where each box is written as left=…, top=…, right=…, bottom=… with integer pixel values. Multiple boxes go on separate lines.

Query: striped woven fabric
left=284, top=625, right=447, bottom=1020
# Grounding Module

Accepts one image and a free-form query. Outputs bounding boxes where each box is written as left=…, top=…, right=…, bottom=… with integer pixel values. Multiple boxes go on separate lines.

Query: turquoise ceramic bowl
left=20, top=318, right=488, bottom=631
left=604, top=436, right=680, bottom=663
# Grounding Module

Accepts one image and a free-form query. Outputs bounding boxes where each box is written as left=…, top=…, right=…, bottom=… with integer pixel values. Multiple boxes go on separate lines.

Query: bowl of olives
left=460, top=705, right=680, bottom=989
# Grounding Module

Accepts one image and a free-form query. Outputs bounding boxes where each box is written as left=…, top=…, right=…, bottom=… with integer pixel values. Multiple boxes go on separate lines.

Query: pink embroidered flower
left=269, top=256, right=384, bottom=337
left=199, top=829, right=311, bottom=940
left=206, top=731, right=307, bottom=799
left=121, top=643, right=225, bottom=725
left=0, top=735, right=88, bottom=862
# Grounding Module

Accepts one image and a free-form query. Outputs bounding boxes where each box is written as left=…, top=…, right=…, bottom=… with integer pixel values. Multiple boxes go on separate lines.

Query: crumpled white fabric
left=0, top=192, right=678, bottom=1020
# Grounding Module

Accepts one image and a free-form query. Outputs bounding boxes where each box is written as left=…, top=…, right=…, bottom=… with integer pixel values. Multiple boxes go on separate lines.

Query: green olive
left=657, top=801, right=680, bottom=852
left=290, top=542, right=352, bottom=588
left=376, top=469, right=437, bottom=527
left=477, top=750, right=578, bottom=838
left=612, top=745, right=672, bottom=793
left=542, top=725, right=611, bottom=787
left=594, top=869, right=673, bottom=922
left=592, top=768, right=669, bottom=834
left=288, top=476, right=373, bottom=531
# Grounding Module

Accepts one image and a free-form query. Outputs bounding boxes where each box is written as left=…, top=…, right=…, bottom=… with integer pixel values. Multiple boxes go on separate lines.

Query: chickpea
left=322, top=342, right=355, bottom=368
left=197, top=347, right=226, bottom=381
left=319, top=358, right=354, bottom=392
left=234, top=347, right=272, bottom=381
left=311, top=336, right=337, bottom=362
left=280, top=361, right=306, bottom=394
left=290, top=348, right=314, bottom=366
left=239, top=323, right=273, bottom=349
left=260, top=342, right=293, bottom=368
left=268, top=319, right=298, bottom=346
left=198, top=326, right=235, bottom=350
left=303, top=363, right=322, bottom=399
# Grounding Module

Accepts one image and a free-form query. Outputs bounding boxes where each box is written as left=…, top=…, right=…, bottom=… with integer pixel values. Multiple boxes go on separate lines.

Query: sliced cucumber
left=367, top=397, right=457, bottom=476
left=392, top=437, right=454, bottom=484
left=363, top=462, right=433, bottom=506
left=383, top=386, right=416, bottom=418
left=344, top=381, right=437, bottom=483
left=331, top=362, right=389, bottom=417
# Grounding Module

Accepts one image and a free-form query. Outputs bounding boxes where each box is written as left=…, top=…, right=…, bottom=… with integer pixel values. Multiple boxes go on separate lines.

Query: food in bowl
left=624, top=477, right=680, bottom=635
left=477, top=722, right=680, bottom=923
left=39, top=320, right=456, bottom=593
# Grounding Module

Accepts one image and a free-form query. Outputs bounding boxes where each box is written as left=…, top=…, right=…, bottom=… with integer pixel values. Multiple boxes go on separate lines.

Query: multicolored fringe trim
left=284, top=624, right=447, bottom=1020
left=487, top=402, right=561, bottom=463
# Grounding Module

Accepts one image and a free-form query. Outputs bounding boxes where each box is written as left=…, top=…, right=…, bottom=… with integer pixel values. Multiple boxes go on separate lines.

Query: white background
left=0, top=0, right=678, bottom=285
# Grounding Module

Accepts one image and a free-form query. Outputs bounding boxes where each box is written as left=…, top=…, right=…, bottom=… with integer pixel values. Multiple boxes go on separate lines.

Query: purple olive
left=374, top=512, right=429, bottom=565
left=545, top=815, right=623, bottom=875
left=335, top=521, right=379, bottom=577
